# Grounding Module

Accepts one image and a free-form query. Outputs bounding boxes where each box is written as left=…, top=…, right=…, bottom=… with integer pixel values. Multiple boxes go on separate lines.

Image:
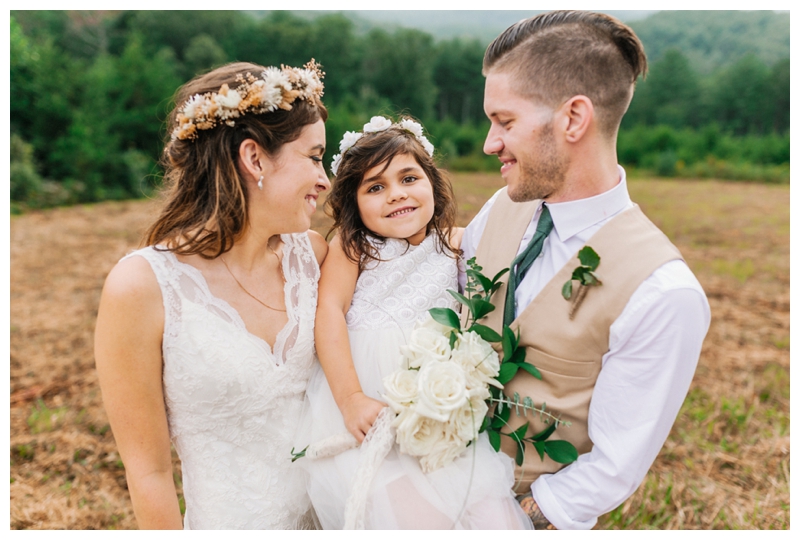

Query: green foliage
left=27, top=400, right=69, bottom=434
left=9, top=11, right=791, bottom=209
left=455, top=258, right=577, bottom=465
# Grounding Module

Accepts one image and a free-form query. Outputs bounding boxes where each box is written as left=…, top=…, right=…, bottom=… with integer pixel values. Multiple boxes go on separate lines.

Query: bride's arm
left=315, top=235, right=386, bottom=443
left=94, top=257, right=183, bottom=529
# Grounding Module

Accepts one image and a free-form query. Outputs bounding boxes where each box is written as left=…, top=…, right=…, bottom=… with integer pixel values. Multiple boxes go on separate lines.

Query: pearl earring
left=258, top=176, right=263, bottom=190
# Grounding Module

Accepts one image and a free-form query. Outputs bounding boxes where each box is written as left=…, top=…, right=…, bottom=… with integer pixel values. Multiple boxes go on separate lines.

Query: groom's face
left=483, top=71, right=569, bottom=202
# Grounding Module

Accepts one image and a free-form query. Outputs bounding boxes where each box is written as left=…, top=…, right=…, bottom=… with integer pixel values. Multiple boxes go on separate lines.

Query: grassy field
left=9, top=174, right=789, bottom=529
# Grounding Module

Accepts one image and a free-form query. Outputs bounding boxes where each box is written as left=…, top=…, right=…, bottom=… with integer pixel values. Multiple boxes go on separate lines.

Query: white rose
left=418, top=135, right=435, bottom=156
left=419, top=429, right=467, bottom=472
left=417, top=312, right=455, bottom=338
left=393, top=410, right=444, bottom=458
left=339, top=131, right=363, bottom=152
left=414, top=361, right=467, bottom=422
left=330, top=154, right=342, bottom=176
left=399, top=326, right=451, bottom=369
left=399, top=119, right=424, bottom=138
left=382, top=369, right=418, bottom=414
left=363, top=115, right=392, bottom=133
left=452, top=331, right=501, bottom=389
left=449, top=396, right=488, bottom=442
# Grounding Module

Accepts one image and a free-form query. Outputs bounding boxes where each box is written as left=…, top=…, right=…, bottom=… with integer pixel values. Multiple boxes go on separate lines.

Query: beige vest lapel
left=472, top=189, right=684, bottom=493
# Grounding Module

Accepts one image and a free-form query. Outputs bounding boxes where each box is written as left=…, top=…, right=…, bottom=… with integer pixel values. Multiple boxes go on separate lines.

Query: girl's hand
left=340, top=392, right=387, bottom=443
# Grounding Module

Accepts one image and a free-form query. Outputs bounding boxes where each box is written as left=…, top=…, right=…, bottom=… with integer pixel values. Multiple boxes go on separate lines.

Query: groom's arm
left=529, top=261, right=710, bottom=530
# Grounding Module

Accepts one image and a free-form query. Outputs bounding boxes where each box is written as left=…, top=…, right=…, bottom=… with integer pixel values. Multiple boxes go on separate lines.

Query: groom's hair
left=483, top=10, right=647, bottom=137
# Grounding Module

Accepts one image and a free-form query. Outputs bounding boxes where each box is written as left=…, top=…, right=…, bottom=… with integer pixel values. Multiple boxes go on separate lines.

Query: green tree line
left=10, top=11, right=790, bottom=209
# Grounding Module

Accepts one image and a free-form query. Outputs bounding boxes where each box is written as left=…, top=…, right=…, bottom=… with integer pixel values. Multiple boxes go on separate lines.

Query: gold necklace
left=220, top=243, right=286, bottom=312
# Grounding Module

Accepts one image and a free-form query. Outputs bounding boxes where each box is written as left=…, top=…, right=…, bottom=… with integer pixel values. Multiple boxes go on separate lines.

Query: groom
left=460, top=11, right=710, bottom=530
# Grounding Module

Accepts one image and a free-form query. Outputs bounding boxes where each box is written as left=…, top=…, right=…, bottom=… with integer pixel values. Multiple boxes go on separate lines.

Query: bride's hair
left=144, top=61, right=327, bottom=258
left=325, top=120, right=459, bottom=270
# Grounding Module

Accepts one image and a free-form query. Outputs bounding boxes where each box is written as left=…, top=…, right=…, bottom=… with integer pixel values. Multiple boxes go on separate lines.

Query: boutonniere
left=562, top=246, right=602, bottom=319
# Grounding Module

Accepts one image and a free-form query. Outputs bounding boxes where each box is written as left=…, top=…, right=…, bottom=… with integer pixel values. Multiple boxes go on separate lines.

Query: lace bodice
left=123, top=233, right=319, bottom=529
left=345, top=234, right=459, bottom=330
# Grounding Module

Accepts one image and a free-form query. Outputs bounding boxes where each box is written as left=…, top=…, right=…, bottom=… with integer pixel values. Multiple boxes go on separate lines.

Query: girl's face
left=260, top=119, right=330, bottom=233
left=356, top=153, right=435, bottom=246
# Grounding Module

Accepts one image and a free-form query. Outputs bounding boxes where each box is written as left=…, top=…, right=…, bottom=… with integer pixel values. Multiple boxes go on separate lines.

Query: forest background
left=9, top=9, right=790, bottom=211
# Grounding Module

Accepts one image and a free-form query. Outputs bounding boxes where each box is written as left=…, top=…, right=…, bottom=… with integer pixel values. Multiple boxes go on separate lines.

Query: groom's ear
left=559, top=95, right=594, bottom=144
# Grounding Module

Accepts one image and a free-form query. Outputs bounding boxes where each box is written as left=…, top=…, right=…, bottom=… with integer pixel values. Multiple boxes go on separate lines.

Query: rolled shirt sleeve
left=530, top=260, right=710, bottom=529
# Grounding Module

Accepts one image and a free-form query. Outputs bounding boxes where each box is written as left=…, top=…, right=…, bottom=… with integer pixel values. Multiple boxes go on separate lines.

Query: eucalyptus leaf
left=571, top=267, right=586, bottom=281
left=447, top=290, right=472, bottom=309
left=544, top=440, right=579, bottom=464
left=508, top=348, right=527, bottom=365
left=582, top=271, right=598, bottom=286
left=518, top=361, right=543, bottom=380
left=488, top=429, right=501, bottom=451
left=578, top=246, right=600, bottom=271
left=562, top=279, right=573, bottom=300
left=497, top=362, right=519, bottom=384
left=449, top=331, right=458, bottom=349
left=502, top=326, right=515, bottom=359
left=491, top=399, right=512, bottom=429
left=511, top=421, right=529, bottom=442
left=470, top=323, right=502, bottom=343
left=472, top=299, right=496, bottom=320
left=533, top=440, right=546, bottom=461
left=429, top=307, right=460, bottom=329
left=491, top=267, right=510, bottom=284
left=531, top=421, right=557, bottom=442
left=515, top=440, right=526, bottom=466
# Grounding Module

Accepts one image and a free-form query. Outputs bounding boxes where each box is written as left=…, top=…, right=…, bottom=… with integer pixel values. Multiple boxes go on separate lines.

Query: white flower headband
left=171, top=60, right=325, bottom=142
left=330, top=116, right=435, bottom=176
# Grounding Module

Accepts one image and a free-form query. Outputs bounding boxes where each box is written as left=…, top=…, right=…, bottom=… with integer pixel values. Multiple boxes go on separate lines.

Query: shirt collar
left=541, top=165, right=631, bottom=243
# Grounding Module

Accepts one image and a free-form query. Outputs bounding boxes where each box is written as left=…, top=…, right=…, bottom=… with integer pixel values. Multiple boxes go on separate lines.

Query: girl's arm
left=94, top=257, right=183, bottom=529
left=449, top=227, right=465, bottom=250
left=315, top=235, right=386, bottom=443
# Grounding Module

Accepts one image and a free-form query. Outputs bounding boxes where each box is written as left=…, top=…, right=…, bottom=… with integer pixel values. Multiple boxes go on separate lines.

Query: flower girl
left=295, top=116, right=531, bottom=529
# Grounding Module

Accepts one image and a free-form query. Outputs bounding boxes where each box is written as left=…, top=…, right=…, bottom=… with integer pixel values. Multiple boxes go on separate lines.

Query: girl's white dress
left=123, top=233, right=319, bottom=529
left=297, top=234, right=531, bottom=529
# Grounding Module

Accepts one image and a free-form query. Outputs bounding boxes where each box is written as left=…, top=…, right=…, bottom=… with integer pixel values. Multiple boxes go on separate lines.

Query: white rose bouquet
left=382, top=258, right=578, bottom=472
left=292, top=259, right=577, bottom=474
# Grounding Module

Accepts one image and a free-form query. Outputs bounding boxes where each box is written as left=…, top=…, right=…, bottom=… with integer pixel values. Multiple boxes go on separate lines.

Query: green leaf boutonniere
left=562, top=246, right=602, bottom=319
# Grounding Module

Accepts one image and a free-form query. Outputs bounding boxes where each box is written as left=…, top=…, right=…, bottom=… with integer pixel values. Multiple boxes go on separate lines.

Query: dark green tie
left=503, top=205, right=554, bottom=327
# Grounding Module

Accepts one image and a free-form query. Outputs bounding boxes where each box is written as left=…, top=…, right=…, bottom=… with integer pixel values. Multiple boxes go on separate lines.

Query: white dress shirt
left=460, top=166, right=710, bottom=530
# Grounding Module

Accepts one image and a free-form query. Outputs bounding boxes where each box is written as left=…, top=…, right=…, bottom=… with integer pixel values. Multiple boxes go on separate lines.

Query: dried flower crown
left=330, top=116, right=435, bottom=176
left=171, top=60, right=325, bottom=141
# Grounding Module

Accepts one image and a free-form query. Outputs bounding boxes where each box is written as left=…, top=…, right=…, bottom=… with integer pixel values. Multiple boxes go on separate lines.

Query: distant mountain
left=250, top=10, right=659, bottom=44
left=250, top=10, right=790, bottom=73
left=629, top=11, right=789, bottom=73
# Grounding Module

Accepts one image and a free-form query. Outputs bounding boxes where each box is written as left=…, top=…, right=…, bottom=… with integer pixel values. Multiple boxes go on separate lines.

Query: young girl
left=296, top=116, right=531, bottom=530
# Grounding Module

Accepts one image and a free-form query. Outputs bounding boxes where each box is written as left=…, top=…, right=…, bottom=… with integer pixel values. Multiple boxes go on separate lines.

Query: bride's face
left=260, top=120, right=330, bottom=233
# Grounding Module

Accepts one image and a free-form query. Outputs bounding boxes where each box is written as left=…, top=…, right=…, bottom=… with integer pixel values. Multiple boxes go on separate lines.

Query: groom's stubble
left=509, top=121, right=570, bottom=203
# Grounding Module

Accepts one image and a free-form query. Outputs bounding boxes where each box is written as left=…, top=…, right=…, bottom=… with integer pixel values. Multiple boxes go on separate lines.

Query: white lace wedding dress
left=296, top=234, right=531, bottom=529
left=123, top=233, right=319, bottom=529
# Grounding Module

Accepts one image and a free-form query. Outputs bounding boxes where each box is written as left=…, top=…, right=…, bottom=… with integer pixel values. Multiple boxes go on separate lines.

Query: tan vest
left=473, top=188, right=683, bottom=493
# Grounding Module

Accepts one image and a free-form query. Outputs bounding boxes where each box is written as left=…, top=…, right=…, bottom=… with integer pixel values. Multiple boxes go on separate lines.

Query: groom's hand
left=341, top=391, right=387, bottom=443
left=516, top=494, right=556, bottom=530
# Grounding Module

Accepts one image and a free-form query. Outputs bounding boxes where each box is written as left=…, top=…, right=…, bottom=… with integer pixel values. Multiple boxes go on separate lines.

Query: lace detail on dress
left=346, top=235, right=459, bottom=331
left=343, top=407, right=396, bottom=530
left=121, top=233, right=320, bottom=529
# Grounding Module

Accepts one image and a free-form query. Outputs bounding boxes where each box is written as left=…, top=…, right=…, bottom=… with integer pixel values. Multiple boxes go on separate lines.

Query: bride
left=94, top=61, right=330, bottom=529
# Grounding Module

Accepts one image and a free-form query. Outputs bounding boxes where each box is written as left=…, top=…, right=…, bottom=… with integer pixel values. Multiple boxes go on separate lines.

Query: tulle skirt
left=295, top=326, right=532, bottom=530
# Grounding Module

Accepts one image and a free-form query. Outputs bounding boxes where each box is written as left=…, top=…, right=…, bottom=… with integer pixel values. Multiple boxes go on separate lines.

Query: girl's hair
left=144, top=61, right=328, bottom=258
left=325, top=121, right=460, bottom=270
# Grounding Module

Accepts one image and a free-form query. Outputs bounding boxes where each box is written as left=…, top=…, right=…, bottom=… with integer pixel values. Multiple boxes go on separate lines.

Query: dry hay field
left=9, top=174, right=789, bottom=530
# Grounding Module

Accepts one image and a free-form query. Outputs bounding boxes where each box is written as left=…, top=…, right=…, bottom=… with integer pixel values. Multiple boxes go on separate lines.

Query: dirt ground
left=9, top=175, right=789, bottom=529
